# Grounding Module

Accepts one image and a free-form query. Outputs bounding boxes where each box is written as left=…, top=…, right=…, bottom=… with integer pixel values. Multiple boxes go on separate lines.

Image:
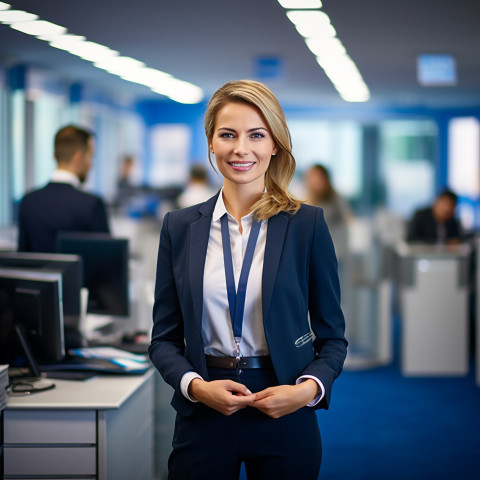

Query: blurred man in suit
left=407, top=189, right=461, bottom=244
left=17, top=125, right=110, bottom=253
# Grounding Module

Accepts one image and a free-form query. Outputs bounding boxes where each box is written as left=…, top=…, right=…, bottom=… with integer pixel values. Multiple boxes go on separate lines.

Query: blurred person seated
left=407, top=188, right=461, bottom=245
left=177, top=163, right=217, bottom=209
left=114, top=155, right=138, bottom=210
left=304, top=163, right=353, bottom=259
left=17, top=125, right=110, bottom=253
left=118, top=155, right=135, bottom=190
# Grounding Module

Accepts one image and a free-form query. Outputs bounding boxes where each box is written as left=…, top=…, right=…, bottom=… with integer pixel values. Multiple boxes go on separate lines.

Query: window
left=379, top=120, right=437, bottom=218
left=288, top=119, right=362, bottom=199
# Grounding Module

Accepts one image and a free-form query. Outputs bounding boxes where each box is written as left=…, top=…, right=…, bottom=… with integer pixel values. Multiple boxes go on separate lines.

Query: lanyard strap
left=220, top=214, right=261, bottom=344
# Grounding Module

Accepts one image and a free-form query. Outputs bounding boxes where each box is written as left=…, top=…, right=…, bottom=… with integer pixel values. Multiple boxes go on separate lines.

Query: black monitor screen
left=0, top=251, right=83, bottom=329
left=0, top=268, right=65, bottom=365
left=56, top=232, right=129, bottom=317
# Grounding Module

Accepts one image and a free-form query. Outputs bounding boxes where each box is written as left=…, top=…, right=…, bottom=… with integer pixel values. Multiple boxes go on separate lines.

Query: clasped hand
left=189, top=378, right=318, bottom=419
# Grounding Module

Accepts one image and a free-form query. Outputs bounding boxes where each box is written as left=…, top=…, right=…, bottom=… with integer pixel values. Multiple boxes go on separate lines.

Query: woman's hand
left=252, top=379, right=319, bottom=419
left=189, top=378, right=257, bottom=416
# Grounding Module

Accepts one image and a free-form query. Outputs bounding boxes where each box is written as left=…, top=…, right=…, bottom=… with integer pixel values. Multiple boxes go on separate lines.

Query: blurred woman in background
left=305, top=163, right=353, bottom=259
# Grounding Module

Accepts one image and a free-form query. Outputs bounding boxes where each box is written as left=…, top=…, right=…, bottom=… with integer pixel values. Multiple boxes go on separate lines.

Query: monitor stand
left=13, top=324, right=55, bottom=387
left=13, top=324, right=94, bottom=382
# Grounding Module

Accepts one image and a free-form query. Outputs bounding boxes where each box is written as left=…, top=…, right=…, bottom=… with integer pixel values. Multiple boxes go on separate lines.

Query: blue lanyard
left=220, top=214, right=261, bottom=347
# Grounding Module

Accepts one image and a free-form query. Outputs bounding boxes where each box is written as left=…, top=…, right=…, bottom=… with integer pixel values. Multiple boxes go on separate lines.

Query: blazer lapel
left=188, top=193, right=219, bottom=331
left=188, top=192, right=290, bottom=333
left=262, top=212, right=289, bottom=322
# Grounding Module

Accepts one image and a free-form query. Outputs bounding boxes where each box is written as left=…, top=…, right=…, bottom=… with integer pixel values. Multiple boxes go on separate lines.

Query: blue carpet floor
left=317, top=363, right=480, bottom=479
left=239, top=362, right=480, bottom=479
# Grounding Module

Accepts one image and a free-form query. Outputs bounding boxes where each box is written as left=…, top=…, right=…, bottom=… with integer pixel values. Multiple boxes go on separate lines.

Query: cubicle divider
left=394, top=242, right=470, bottom=377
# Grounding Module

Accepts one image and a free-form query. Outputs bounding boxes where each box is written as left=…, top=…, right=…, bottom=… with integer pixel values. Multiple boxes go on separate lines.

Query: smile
left=228, top=162, right=255, bottom=168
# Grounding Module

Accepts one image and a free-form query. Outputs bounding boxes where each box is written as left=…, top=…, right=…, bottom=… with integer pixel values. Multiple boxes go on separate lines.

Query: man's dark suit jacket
left=18, top=182, right=110, bottom=253
left=149, top=193, right=348, bottom=417
left=407, top=206, right=460, bottom=243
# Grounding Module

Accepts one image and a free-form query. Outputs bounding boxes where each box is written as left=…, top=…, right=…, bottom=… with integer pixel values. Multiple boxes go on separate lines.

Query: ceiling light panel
left=294, top=22, right=336, bottom=38
left=64, top=41, right=119, bottom=62
left=152, top=79, right=204, bottom=104
left=120, top=67, right=172, bottom=87
left=94, top=56, right=146, bottom=75
left=278, top=0, right=322, bottom=8
left=306, top=38, right=346, bottom=57
left=11, top=20, right=66, bottom=37
left=0, top=10, right=37, bottom=23
left=286, top=10, right=331, bottom=27
left=1, top=6, right=203, bottom=103
left=49, top=34, right=86, bottom=50
left=283, top=7, right=370, bottom=102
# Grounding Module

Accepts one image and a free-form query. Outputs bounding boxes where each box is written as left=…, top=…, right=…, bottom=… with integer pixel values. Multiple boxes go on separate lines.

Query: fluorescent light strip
left=0, top=10, right=37, bottom=22
left=306, top=37, right=346, bottom=57
left=0, top=6, right=203, bottom=103
left=152, top=78, right=204, bottom=104
left=284, top=7, right=369, bottom=102
left=61, top=41, right=119, bottom=63
left=11, top=20, right=67, bottom=37
left=120, top=67, right=171, bottom=87
left=278, top=0, right=322, bottom=8
left=286, top=10, right=331, bottom=28
left=295, top=22, right=335, bottom=38
left=94, top=56, right=146, bottom=74
left=49, top=34, right=86, bottom=50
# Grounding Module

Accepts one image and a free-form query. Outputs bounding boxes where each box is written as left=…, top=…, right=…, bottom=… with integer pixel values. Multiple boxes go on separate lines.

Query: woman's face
left=210, top=102, right=277, bottom=190
left=305, top=168, right=327, bottom=195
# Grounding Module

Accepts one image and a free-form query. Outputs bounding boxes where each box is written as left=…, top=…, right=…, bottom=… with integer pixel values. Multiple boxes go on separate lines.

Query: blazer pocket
left=294, top=331, right=313, bottom=348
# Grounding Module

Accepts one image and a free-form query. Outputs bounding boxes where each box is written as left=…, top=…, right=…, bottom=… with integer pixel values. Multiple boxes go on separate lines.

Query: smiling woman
left=210, top=102, right=277, bottom=225
left=205, top=80, right=302, bottom=222
left=149, top=79, right=347, bottom=480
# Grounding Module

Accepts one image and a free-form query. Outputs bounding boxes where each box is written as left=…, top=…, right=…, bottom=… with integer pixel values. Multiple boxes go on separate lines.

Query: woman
left=305, top=163, right=353, bottom=260
left=305, top=164, right=353, bottom=226
left=149, top=80, right=347, bottom=479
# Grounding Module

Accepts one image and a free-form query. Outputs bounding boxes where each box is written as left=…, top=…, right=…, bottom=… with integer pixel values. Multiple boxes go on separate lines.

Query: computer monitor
left=0, top=251, right=83, bottom=329
left=0, top=268, right=65, bottom=368
left=56, top=232, right=130, bottom=317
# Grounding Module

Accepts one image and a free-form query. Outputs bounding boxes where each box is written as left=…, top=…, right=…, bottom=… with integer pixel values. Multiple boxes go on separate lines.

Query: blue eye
left=220, top=132, right=234, bottom=139
left=251, top=132, right=265, bottom=139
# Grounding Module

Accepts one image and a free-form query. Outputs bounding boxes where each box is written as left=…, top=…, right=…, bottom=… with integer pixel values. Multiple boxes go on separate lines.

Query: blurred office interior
left=0, top=1, right=479, bottom=479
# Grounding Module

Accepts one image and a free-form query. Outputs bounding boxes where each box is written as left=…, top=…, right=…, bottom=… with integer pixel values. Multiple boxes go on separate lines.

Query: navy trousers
left=168, top=366, right=322, bottom=480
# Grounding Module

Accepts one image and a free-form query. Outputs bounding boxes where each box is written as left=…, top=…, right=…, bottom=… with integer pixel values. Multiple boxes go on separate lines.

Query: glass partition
left=379, top=120, right=437, bottom=218
left=288, top=119, right=363, bottom=200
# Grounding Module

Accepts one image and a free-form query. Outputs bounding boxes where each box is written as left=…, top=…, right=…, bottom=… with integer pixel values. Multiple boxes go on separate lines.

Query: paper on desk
left=0, top=364, right=8, bottom=386
left=109, top=357, right=151, bottom=369
left=68, top=347, right=148, bottom=363
left=1, top=364, right=8, bottom=410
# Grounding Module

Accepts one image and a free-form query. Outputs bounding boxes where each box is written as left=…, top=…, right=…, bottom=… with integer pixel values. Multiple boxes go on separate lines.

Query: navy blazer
left=149, top=193, right=347, bottom=417
left=18, top=182, right=110, bottom=253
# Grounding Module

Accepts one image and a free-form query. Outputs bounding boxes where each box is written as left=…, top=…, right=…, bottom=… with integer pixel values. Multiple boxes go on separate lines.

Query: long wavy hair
left=204, top=80, right=301, bottom=220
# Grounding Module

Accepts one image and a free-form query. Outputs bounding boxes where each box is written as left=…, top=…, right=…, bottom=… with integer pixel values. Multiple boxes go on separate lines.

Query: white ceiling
left=1, top=0, right=480, bottom=109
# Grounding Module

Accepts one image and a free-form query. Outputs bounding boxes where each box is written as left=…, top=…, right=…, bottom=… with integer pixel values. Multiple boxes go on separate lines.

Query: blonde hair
left=205, top=80, right=301, bottom=220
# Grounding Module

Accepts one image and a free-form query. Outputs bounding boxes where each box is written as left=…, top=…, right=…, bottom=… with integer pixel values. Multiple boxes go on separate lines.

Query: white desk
left=475, top=236, right=480, bottom=387
left=3, top=369, right=154, bottom=479
left=395, top=243, right=470, bottom=376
